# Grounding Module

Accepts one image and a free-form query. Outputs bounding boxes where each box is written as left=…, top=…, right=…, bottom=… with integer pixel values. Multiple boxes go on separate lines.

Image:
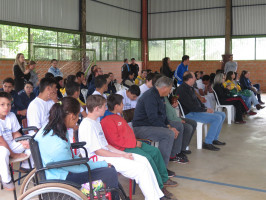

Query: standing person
left=160, top=57, right=174, bottom=79
left=121, top=59, right=131, bottom=81
left=174, top=55, right=189, bottom=85
left=240, top=70, right=265, bottom=104
left=129, top=58, right=139, bottom=79
left=34, top=97, right=120, bottom=200
left=13, top=53, right=31, bottom=92
left=79, top=95, right=165, bottom=200
left=135, top=70, right=147, bottom=86
left=175, top=71, right=226, bottom=151
left=48, top=59, right=63, bottom=77
left=224, top=55, right=237, bottom=74
left=28, top=61, right=39, bottom=88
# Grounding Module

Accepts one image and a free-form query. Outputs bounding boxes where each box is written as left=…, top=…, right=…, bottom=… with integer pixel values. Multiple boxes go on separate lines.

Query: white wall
left=148, top=0, right=226, bottom=39
left=86, top=0, right=141, bottom=38
left=0, top=0, right=79, bottom=30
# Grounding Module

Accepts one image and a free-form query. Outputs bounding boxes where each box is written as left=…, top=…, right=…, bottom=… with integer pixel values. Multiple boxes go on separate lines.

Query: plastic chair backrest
left=177, top=100, right=185, bottom=118
left=211, top=87, right=221, bottom=106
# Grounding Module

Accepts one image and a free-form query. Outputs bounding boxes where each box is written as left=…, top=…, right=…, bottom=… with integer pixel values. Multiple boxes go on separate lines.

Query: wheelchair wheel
left=18, top=183, right=87, bottom=200
left=20, top=168, right=37, bottom=195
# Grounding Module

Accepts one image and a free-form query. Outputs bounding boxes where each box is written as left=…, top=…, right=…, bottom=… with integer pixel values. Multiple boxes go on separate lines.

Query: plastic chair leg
left=196, top=123, right=203, bottom=149
left=227, top=107, right=232, bottom=124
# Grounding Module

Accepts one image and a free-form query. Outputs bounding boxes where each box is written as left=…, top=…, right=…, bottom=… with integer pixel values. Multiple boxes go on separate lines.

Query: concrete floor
left=1, top=96, right=266, bottom=200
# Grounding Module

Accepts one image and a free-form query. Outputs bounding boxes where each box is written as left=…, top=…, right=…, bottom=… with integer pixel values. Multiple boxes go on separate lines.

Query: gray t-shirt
left=224, top=61, right=237, bottom=74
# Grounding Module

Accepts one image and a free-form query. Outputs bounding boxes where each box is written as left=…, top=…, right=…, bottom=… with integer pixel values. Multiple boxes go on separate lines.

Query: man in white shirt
left=139, top=73, right=155, bottom=98
left=196, top=75, right=216, bottom=109
left=78, top=95, right=164, bottom=200
left=27, top=78, right=58, bottom=135
left=116, top=85, right=140, bottom=110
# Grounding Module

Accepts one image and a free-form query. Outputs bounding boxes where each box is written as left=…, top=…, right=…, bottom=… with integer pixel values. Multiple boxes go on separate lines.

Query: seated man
left=139, top=73, right=155, bottom=98
left=76, top=71, right=87, bottom=103
left=27, top=78, right=58, bottom=135
left=132, top=76, right=184, bottom=174
left=101, top=94, right=178, bottom=199
left=78, top=95, right=164, bottom=200
left=0, top=92, right=32, bottom=190
left=18, top=81, right=36, bottom=109
left=92, top=75, right=108, bottom=99
left=0, top=78, right=27, bottom=120
left=117, top=85, right=140, bottom=110
left=175, top=71, right=226, bottom=151
left=135, top=70, right=147, bottom=86
left=196, top=75, right=216, bottom=109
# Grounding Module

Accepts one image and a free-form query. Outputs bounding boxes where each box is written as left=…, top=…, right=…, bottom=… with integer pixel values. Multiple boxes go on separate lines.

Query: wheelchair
left=17, top=126, right=129, bottom=200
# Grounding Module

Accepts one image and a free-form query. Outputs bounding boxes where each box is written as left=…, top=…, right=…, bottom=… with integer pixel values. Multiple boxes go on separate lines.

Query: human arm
left=0, top=136, right=27, bottom=158
left=95, top=148, right=133, bottom=160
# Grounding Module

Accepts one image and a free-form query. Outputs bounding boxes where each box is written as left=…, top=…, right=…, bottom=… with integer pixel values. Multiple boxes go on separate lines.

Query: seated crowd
left=0, top=53, right=264, bottom=200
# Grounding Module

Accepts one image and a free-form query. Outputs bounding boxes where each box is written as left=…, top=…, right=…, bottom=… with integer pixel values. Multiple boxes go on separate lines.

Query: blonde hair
left=213, top=73, right=224, bottom=86
left=13, top=53, right=25, bottom=73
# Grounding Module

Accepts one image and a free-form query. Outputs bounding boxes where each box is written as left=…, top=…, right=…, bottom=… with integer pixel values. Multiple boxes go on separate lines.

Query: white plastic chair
left=211, top=87, right=235, bottom=124
left=177, top=100, right=208, bottom=149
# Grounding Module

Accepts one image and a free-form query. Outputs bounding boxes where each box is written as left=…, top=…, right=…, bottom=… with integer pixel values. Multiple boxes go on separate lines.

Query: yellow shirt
left=77, top=98, right=86, bottom=106
left=223, top=80, right=241, bottom=91
left=135, top=76, right=146, bottom=85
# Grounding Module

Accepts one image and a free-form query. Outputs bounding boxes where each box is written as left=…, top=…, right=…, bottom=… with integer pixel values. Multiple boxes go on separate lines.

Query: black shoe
left=175, top=153, right=189, bottom=164
left=182, top=150, right=191, bottom=155
left=213, top=140, right=226, bottom=145
left=167, top=169, right=175, bottom=177
left=259, top=101, right=265, bottom=105
left=202, top=143, right=220, bottom=151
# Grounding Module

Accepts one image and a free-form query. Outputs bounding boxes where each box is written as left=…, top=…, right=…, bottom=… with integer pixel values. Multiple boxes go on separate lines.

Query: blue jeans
left=239, top=95, right=251, bottom=108
left=185, top=111, right=226, bottom=144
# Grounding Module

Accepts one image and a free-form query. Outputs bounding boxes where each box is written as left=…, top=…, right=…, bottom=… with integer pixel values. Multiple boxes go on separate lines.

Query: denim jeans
left=239, top=95, right=251, bottom=109
left=185, top=111, right=226, bottom=144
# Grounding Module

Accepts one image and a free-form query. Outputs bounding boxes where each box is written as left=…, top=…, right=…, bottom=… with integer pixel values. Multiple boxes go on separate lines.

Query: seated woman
left=34, top=97, right=119, bottom=199
left=213, top=73, right=249, bottom=124
left=224, top=71, right=264, bottom=111
left=122, top=71, right=135, bottom=88
left=239, top=70, right=265, bottom=104
left=18, top=81, right=36, bottom=109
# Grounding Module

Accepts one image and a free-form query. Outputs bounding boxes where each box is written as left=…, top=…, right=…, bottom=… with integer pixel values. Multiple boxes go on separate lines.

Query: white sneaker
left=3, top=181, right=15, bottom=191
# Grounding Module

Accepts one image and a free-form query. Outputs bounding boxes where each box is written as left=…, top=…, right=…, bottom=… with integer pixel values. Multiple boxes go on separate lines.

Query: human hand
left=206, top=108, right=214, bottom=113
left=200, top=97, right=207, bottom=103
left=25, top=69, right=31, bottom=74
left=108, top=163, right=112, bottom=168
left=170, top=127, right=179, bottom=139
left=18, top=109, right=27, bottom=116
left=19, top=140, right=30, bottom=149
left=123, top=153, right=134, bottom=160
left=181, top=120, right=186, bottom=124
left=82, top=80, right=87, bottom=85
left=136, top=141, right=142, bottom=148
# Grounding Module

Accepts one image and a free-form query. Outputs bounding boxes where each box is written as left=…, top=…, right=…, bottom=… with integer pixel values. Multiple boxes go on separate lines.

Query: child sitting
left=18, top=81, right=36, bottom=109
left=79, top=95, right=165, bottom=200
left=0, top=92, right=33, bottom=191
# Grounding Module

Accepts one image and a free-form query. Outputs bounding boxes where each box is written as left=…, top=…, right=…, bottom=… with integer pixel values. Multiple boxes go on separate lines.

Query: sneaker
left=167, top=169, right=175, bottom=177
left=162, top=187, right=174, bottom=198
left=181, top=150, right=191, bottom=154
left=175, top=153, right=189, bottom=164
left=3, top=181, right=15, bottom=191
left=202, top=143, right=220, bottom=151
left=213, top=140, right=226, bottom=145
left=164, top=179, right=178, bottom=187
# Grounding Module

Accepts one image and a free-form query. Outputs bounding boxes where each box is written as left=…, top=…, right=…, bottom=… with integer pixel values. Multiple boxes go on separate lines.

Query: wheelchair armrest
left=22, top=126, right=39, bottom=132
left=15, top=135, right=33, bottom=142
left=71, top=142, right=86, bottom=149
left=45, top=158, right=89, bottom=169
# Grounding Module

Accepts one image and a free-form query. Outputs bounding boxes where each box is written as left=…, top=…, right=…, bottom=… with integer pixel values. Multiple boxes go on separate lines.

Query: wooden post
left=80, top=0, right=86, bottom=71
left=222, top=0, right=232, bottom=69
left=141, top=0, right=148, bottom=70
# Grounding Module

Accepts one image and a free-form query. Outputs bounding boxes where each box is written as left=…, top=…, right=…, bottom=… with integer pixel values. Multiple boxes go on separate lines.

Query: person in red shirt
left=101, top=94, right=178, bottom=199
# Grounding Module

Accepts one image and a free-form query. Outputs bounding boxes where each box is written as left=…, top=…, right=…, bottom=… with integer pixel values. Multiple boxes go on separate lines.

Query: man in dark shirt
left=133, top=76, right=184, bottom=176
left=129, top=58, right=139, bottom=79
left=76, top=71, right=87, bottom=103
left=175, top=71, right=226, bottom=151
left=121, top=58, right=131, bottom=81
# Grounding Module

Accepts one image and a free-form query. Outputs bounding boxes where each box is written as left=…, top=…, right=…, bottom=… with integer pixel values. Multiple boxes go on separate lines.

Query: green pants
left=124, top=142, right=168, bottom=189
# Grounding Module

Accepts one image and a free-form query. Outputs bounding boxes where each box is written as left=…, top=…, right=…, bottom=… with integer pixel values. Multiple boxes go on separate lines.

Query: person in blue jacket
left=34, top=97, right=119, bottom=199
left=174, top=55, right=190, bottom=85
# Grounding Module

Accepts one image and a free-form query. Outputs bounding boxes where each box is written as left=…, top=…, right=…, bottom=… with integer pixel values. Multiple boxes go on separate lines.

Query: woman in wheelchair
left=34, top=97, right=120, bottom=199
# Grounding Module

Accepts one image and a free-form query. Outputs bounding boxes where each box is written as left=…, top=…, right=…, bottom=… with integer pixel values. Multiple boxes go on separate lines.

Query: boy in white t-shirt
left=116, top=85, right=140, bottom=110
left=0, top=92, right=33, bottom=191
left=92, top=75, right=108, bottom=99
left=27, top=78, right=57, bottom=135
left=79, top=95, right=164, bottom=200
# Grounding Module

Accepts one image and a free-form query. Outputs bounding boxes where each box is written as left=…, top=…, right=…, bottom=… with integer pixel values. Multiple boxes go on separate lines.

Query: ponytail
left=43, top=97, right=80, bottom=140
